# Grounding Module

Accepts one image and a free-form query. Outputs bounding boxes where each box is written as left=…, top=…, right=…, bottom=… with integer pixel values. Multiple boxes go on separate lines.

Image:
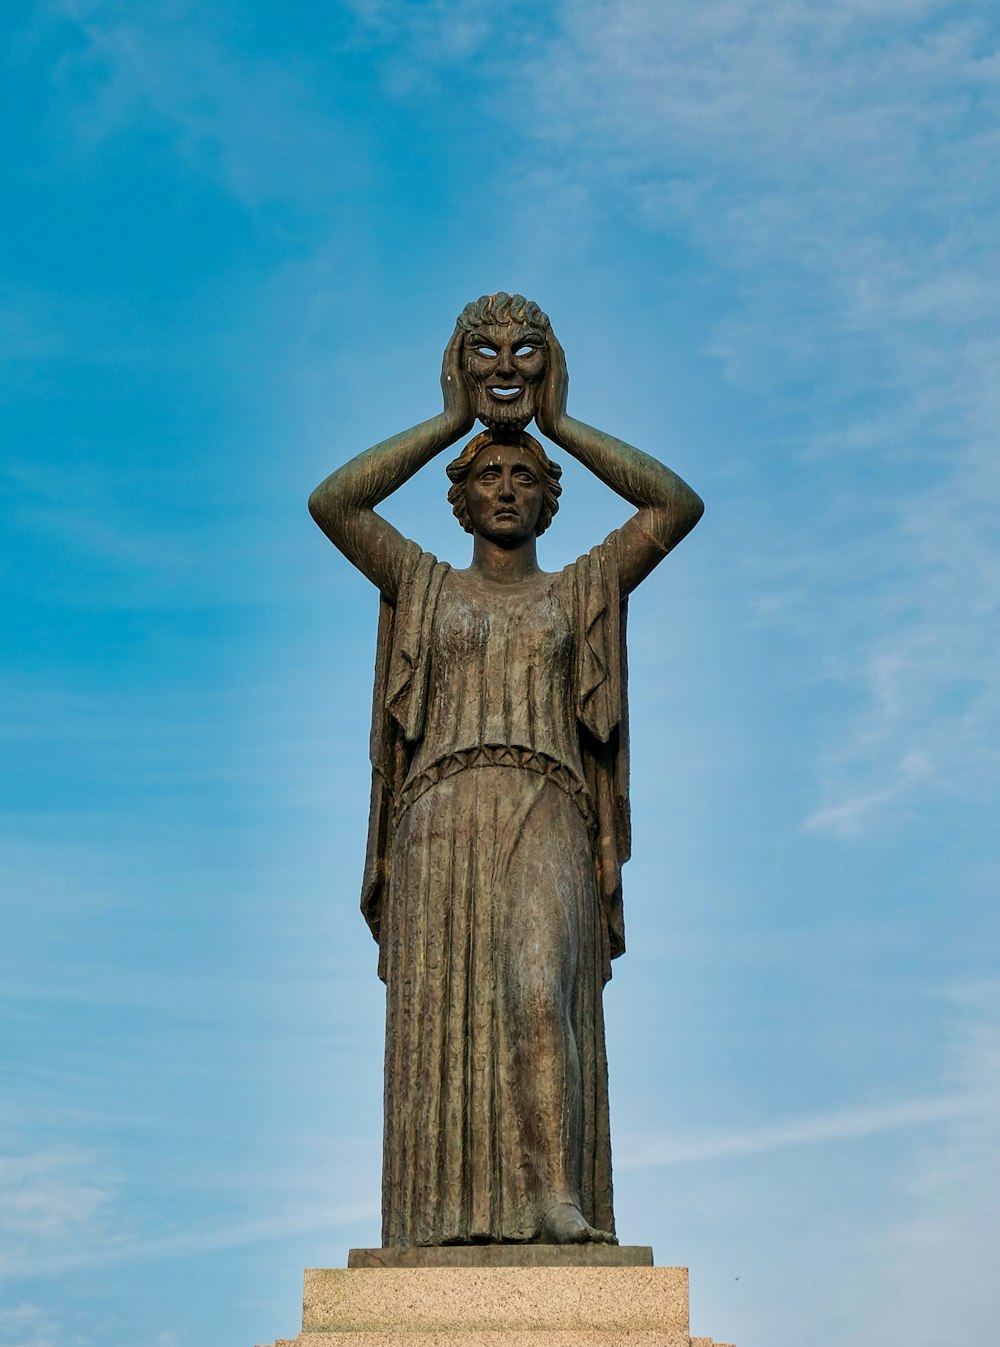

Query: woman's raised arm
left=308, top=327, right=475, bottom=597
left=534, top=331, right=704, bottom=594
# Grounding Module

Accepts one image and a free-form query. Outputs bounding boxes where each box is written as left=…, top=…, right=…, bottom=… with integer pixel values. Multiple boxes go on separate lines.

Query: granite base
left=256, top=1259, right=735, bottom=1347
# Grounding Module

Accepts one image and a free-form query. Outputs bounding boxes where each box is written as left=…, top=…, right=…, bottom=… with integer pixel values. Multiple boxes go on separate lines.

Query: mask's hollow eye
left=514, top=345, right=536, bottom=357
left=475, top=345, right=498, bottom=357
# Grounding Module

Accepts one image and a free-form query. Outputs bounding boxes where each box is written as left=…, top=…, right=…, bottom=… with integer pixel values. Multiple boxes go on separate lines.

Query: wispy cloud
left=34, top=0, right=359, bottom=211
left=513, top=0, right=1000, bottom=834
left=71, top=1201, right=376, bottom=1270
left=342, top=0, right=498, bottom=65
left=842, top=982, right=1000, bottom=1345
left=0, top=1148, right=115, bottom=1277
left=618, top=1090, right=986, bottom=1168
left=802, top=749, right=931, bottom=837
left=0, top=1303, right=63, bottom=1347
left=0, top=1142, right=374, bottom=1279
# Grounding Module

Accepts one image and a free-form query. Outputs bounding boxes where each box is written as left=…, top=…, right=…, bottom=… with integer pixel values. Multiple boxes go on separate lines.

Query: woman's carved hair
left=456, top=292, right=551, bottom=332
left=446, top=430, right=562, bottom=536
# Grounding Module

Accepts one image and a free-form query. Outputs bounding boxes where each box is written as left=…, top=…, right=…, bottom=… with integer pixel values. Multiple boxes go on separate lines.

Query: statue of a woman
left=308, top=293, right=703, bottom=1249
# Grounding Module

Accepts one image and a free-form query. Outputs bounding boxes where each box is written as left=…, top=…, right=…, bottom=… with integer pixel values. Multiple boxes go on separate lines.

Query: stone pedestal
left=257, top=1250, right=734, bottom=1347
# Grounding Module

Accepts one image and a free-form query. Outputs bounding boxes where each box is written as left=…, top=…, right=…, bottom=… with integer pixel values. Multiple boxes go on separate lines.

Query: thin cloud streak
left=46, top=1201, right=378, bottom=1272
left=619, top=1093, right=985, bottom=1168
left=802, top=749, right=930, bottom=837
left=0, top=1186, right=376, bottom=1279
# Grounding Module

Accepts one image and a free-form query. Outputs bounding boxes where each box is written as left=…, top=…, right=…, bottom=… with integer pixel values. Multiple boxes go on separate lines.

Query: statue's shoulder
left=562, top=529, right=626, bottom=596
left=390, top=540, right=450, bottom=604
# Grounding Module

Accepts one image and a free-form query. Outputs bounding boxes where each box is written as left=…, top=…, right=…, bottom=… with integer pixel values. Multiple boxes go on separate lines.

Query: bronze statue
left=308, top=293, right=703, bottom=1249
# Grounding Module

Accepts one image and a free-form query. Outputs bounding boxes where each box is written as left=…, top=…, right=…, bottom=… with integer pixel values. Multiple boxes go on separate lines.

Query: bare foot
left=540, top=1202, right=618, bottom=1245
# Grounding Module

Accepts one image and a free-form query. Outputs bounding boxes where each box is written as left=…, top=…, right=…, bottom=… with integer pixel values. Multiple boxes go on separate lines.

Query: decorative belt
left=397, top=745, right=592, bottom=823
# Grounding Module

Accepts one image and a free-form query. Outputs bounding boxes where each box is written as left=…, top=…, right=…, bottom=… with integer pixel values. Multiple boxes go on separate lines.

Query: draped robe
left=360, top=535, right=632, bottom=1246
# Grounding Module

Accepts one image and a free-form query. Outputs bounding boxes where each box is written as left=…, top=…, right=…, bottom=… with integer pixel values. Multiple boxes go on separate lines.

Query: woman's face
left=464, top=443, right=545, bottom=544
left=464, top=323, right=547, bottom=431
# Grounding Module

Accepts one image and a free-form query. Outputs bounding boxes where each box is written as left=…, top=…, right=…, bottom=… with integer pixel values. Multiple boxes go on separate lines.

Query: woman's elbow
left=672, top=487, right=704, bottom=536
left=309, top=476, right=348, bottom=529
left=308, top=483, right=327, bottom=525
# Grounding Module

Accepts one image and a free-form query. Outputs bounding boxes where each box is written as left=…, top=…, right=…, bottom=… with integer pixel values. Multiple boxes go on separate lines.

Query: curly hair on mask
left=456, top=292, right=551, bottom=332
left=446, top=430, right=562, bottom=536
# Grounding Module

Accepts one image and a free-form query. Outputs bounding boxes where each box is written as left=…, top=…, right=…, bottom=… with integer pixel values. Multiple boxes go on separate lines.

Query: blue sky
left=2, top=2, right=999, bottom=1345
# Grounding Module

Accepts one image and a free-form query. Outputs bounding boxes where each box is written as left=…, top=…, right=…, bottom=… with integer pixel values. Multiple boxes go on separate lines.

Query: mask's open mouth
left=489, top=386, right=522, bottom=399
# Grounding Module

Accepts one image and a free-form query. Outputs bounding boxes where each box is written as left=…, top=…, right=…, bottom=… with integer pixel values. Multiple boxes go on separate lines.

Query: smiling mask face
left=463, top=322, right=547, bottom=432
